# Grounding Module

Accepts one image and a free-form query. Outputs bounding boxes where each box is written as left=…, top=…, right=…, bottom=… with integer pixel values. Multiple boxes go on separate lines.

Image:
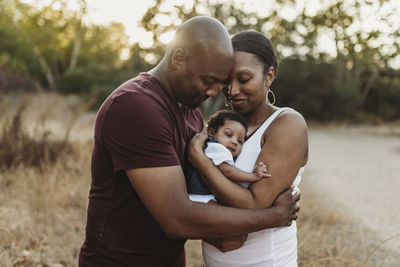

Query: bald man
left=79, top=17, right=299, bottom=267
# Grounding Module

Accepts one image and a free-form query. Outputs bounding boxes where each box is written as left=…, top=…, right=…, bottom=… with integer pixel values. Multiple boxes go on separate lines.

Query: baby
left=185, top=110, right=270, bottom=203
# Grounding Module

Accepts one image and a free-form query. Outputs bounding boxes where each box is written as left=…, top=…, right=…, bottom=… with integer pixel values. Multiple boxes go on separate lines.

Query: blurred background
left=1, top=0, right=400, bottom=119
left=0, top=0, right=399, bottom=266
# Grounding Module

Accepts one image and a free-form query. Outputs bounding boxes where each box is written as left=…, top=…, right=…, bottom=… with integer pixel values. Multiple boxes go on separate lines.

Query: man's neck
left=149, top=61, right=177, bottom=103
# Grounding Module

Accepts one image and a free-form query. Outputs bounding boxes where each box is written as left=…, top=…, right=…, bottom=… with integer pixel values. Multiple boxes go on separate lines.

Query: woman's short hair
left=231, top=31, right=278, bottom=75
left=207, top=110, right=248, bottom=134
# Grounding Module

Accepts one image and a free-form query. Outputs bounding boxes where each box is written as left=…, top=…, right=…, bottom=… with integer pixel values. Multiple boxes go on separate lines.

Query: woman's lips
left=230, top=99, right=246, bottom=106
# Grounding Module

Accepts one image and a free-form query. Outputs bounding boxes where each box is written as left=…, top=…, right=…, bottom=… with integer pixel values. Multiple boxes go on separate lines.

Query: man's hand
left=188, top=127, right=208, bottom=163
left=202, top=200, right=248, bottom=252
left=204, top=234, right=248, bottom=253
left=273, top=188, right=300, bottom=226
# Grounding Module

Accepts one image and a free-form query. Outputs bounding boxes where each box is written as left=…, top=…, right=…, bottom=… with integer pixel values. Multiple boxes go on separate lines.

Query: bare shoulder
left=268, top=108, right=308, bottom=136
left=263, top=108, right=309, bottom=162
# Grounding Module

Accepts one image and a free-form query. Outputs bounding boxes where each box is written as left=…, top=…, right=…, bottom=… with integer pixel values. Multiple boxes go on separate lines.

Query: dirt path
left=304, top=126, right=400, bottom=264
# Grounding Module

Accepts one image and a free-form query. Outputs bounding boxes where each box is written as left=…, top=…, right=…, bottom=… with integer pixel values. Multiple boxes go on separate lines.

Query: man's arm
left=126, top=165, right=298, bottom=240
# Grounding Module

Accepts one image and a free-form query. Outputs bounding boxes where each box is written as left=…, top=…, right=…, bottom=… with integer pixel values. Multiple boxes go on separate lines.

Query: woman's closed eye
left=238, top=76, right=251, bottom=84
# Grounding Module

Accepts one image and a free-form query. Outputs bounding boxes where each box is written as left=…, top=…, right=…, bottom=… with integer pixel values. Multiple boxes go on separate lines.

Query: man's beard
left=186, top=102, right=201, bottom=109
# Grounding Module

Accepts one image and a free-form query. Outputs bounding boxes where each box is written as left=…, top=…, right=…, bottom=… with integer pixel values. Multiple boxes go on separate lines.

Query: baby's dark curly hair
left=207, top=110, right=248, bottom=134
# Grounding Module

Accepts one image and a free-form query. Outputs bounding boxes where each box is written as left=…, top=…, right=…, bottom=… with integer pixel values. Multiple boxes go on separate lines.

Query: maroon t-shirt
left=79, top=73, right=203, bottom=266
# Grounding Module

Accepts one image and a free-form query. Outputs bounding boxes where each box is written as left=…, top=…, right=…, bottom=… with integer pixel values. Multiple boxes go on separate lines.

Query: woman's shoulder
left=272, top=107, right=307, bottom=130
left=263, top=107, right=308, bottom=146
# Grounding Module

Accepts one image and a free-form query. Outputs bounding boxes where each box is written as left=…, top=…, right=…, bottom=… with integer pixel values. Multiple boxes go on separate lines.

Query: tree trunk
left=357, top=70, right=379, bottom=110
left=34, top=47, right=56, bottom=91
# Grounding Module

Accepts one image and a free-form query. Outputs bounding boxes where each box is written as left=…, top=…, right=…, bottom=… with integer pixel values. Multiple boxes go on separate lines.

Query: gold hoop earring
left=224, top=97, right=232, bottom=108
left=224, top=97, right=229, bottom=107
left=266, top=87, right=276, bottom=105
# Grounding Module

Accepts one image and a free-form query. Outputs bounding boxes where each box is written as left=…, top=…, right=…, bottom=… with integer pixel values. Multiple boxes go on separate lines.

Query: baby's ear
left=207, top=127, right=214, bottom=136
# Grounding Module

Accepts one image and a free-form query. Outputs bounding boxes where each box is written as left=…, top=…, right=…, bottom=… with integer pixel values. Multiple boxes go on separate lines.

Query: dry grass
left=0, top=100, right=72, bottom=171
left=0, top=94, right=93, bottom=266
left=0, top=142, right=91, bottom=266
left=0, top=93, right=396, bottom=266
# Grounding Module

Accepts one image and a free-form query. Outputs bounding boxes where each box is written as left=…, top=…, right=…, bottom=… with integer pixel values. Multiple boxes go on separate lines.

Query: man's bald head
left=167, top=16, right=233, bottom=59
left=154, top=17, right=234, bottom=109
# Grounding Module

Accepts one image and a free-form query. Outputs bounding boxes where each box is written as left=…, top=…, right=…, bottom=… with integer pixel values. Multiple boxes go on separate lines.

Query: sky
left=21, top=0, right=400, bottom=67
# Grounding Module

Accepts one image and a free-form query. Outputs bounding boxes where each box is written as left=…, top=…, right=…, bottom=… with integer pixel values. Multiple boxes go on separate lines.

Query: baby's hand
left=253, top=162, right=271, bottom=180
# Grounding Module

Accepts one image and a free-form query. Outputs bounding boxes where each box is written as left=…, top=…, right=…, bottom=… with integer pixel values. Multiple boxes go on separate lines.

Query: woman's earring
left=266, top=86, right=276, bottom=105
left=224, top=97, right=230, bottom=107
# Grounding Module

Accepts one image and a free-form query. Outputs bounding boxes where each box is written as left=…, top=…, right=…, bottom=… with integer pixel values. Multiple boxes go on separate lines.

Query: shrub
left=0, top=99, right=73, bottom=171
left=275, top=59, right=359, bottom=121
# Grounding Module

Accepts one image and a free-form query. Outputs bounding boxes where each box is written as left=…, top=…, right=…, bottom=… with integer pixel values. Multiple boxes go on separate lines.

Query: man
left=79, top=16, right=299, bottom=266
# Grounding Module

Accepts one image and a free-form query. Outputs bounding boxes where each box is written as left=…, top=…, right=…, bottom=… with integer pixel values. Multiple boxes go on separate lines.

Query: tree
left=135, top=0, right=399, bottom=120
left=0, top=0, right=130, bottom=91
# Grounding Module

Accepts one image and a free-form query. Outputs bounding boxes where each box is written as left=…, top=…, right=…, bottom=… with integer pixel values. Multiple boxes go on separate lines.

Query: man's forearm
left=168, top=200, right=285, bottom=239
left=126, top=165, right=297, bottom=242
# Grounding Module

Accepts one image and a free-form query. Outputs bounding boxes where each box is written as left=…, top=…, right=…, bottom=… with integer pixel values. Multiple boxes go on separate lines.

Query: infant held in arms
left=185, top=110, right=271, bottom=203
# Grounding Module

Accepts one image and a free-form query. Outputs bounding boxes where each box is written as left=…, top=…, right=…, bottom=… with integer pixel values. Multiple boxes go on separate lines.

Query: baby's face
left=212, top=120, right=246, bottom=157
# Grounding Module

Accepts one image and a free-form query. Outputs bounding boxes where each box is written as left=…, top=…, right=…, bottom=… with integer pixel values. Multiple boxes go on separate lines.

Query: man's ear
left=171, top=48, right=185, bottom=70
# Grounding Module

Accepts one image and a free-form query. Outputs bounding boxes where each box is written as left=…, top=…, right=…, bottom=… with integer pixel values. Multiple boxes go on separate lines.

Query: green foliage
left=0, top=0, right=130, bottom=91
left=57, top=66, right=134, bottom=110
left=275, top=59, right=359, bottom=120
left=57, top=67, right=96, bottom=95
left=364, top=72, right=400, bottom=120
left=58, top=66, right=111, bottom=94
left=89, top=69, right=135, bottom=110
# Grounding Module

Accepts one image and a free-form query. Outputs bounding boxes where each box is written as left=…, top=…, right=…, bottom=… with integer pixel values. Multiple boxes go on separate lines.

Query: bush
left=275, top=59, right=359, bottom=121
left=365, top=74, right=400, bottom=121
left=57, top=66, right=134, bottom=110
left=57, top=67, right=96, bottom=95
left=0, top=100, right=73, bottom=171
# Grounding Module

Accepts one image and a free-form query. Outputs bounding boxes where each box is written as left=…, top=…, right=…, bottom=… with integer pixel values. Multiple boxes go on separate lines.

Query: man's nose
left=206, top=83, right=219, bottom=97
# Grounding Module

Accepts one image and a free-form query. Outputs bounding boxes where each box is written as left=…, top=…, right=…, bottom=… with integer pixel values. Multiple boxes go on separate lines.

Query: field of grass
left=0, top=93, right=394, bottom=266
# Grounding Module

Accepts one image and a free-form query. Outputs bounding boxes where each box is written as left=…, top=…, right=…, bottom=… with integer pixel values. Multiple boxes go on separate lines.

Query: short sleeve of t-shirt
left=204, top=143, right=235, bottom=167
left=101, top=92, right=179, bottom=171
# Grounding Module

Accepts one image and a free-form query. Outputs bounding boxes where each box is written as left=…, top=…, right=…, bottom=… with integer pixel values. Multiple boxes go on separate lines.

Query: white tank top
left=202, top=107, right=305, bottom=267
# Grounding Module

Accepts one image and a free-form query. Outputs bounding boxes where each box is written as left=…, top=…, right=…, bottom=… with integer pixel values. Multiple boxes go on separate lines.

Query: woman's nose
left=229, top=80, right=240, bottom=96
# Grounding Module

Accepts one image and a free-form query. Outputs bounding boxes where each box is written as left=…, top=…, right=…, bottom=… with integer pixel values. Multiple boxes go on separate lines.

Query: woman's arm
left=189, top=110, right=308, bottom=209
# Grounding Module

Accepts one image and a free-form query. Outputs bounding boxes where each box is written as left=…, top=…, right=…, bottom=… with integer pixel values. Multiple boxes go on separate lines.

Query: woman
left=189, top=31, right=309, bottom=266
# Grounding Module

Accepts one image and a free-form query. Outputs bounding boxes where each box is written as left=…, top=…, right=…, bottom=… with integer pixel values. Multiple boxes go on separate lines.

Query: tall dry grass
left=0, top=99, right=72, bottom=171
left=0, top=93, right=396, bottom=266
left=0, top=94, right=93, bottom=266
